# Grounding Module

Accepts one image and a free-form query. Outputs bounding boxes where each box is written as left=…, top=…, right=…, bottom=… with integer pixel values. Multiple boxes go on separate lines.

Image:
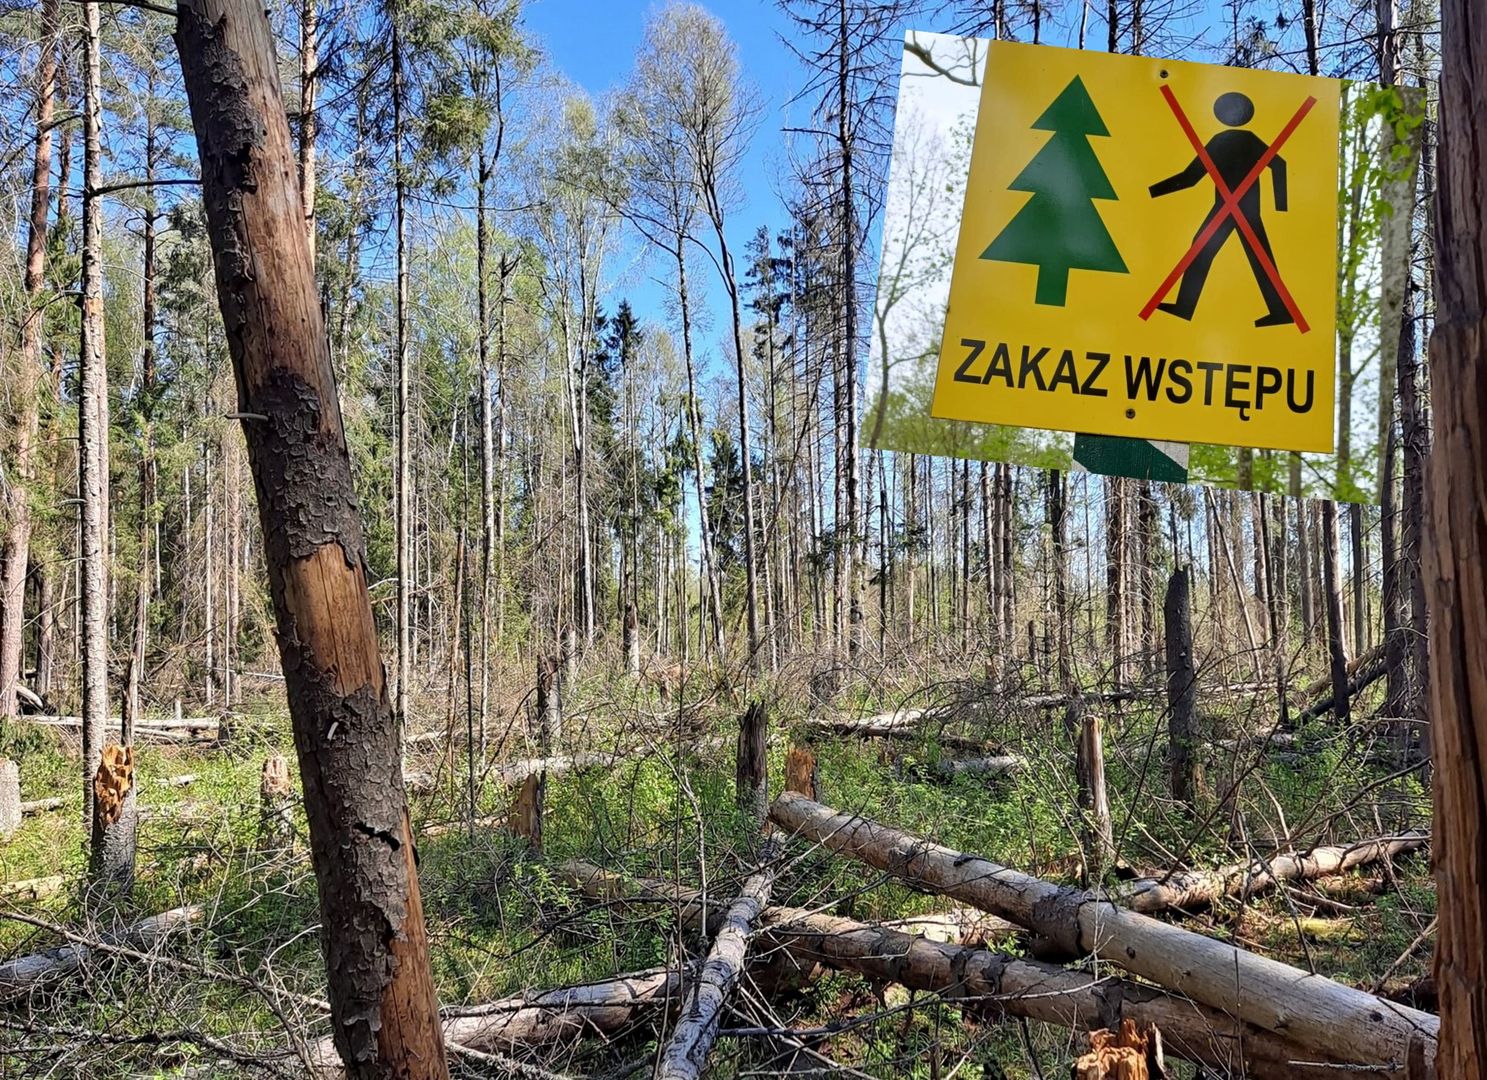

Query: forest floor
left=0, top=664, right=1435, bottom=1078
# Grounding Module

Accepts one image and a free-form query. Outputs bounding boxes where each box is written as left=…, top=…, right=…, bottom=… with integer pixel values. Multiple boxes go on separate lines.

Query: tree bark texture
left=1164, top=568, right=1200, bottom=808
left=653, top=840, right=779, bottom=1080
left=79, top=0, right=110, bottom=830
left=0, top=0, right=57, bottom=722
left=1426, top=5, right=1487, bottom=1073
left=173, top=1, right=448, bottom=1073
left=767, top=793, right=1437, bottom=1076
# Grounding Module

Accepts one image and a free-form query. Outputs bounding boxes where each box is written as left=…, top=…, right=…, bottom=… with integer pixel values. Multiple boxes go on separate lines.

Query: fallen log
left=1024, top=683, right=1271, bottom=709
left=0, top=905, right=204, bottom=996
left=305, top=968, right=683, bottom=1072
left=24, top=715, right=220, bottom=733
left=1301, top=649, right=1390, bottom=723
left=1111, top=832, right=1428, bottom=915
left=1302, top=642, right=1388, bottom=701
left=0, top=876, right=65, bottom=902
left=560, top=861, right=1382, bottom=1079
left=20, top=797, right=64, bottom=815
left=490, top=735, right=731, bottom=789
left=767, top=793, right=1438, bottom=1078
left=801, top=711, right=996, bottom=754
left=557, top=859, right=1022, bottom=947
left=653, top=841, right=781, bottom=1080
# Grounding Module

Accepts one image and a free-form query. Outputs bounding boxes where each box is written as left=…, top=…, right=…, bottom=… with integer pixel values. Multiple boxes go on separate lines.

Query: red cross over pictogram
left=1139, top=86, right=1318, bottom=332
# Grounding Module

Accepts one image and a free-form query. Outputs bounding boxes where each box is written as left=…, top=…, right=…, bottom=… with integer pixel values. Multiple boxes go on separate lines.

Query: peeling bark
left=173, top=0, right=447, bottom=1073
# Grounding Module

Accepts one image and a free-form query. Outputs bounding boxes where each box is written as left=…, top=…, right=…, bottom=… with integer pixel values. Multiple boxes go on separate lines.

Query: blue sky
left=518, top=0, right=807, bottom=348
left=516, top=0, right=1244, bottom=353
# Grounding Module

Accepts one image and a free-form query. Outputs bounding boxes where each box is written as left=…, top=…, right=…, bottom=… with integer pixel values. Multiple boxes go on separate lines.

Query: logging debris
left=767, top=792, right=1438, bottom=1079
left=558, top=860, right=1386, bottom=1079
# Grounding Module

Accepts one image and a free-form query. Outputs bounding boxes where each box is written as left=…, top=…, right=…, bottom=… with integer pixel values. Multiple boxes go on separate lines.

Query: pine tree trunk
left=1105, top=478, right=1126, bottom=686
left=79, top=0, right=110, bottom=829
left=1425, top=7, right=1487, bottom=1070
left=1400, top=14, right=1432, bottom=740
left=477, top=155, right=493, bottom=762
left=297, top=0, right=317, bottom=258
left=173, top=0, right=449, bottom=1069
left=0, top=0, right=57, bottom=722
left=1321, top=501, right=1350, bottom=724
left=393, top=9, right=412, bottom=740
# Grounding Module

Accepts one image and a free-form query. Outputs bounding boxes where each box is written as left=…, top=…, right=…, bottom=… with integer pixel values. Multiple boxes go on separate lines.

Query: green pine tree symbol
left=983, top=76, right=1127, bottom=306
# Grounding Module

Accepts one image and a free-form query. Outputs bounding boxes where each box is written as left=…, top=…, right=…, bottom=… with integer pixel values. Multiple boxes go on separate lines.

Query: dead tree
left=1163, top=568, right=1201, bottom=808
left=735, top=700, right=768, bottom=822
left=258, top=753, right=294, bottom=847
left=1426, top=3, right=1487, bottom=1071
left=1320, top=501, right=1351, bottom=723
left=88, top=744, right=137, bottom=891
left=1073, top=700, right=1114, bottom=883
left=173, top=0, right=448, bottom=1072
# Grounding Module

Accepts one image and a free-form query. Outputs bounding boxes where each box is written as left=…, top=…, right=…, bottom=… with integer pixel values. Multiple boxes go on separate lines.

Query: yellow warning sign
left=931, top=42, right=1342, bottom=453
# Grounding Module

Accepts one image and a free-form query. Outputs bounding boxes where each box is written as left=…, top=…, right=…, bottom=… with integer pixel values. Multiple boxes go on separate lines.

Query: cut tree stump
left=1072, top=1020, right=1163, bottom=1080
left=767, top=793, right=1438, bottom=1078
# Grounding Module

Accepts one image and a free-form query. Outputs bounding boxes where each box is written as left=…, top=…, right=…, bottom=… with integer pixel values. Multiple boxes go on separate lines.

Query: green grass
left=0, top=675, right=1435, bottom=1079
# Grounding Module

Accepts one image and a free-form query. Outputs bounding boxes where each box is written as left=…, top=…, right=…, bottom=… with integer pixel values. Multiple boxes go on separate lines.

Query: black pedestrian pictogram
left=1141, top=87, right=1317, bottom=332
